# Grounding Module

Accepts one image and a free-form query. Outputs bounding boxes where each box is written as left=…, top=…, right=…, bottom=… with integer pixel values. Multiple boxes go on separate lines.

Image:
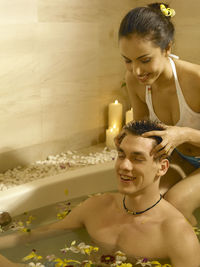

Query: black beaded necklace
left=123, top=194, right=163, bottom=215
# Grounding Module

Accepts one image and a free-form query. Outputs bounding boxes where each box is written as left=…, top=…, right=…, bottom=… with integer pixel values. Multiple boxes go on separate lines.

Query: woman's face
left=119, top=34, right=169, bottom=85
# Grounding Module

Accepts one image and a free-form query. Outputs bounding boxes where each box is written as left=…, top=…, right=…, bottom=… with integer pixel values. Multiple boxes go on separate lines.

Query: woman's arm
left=182, top=127, right=200, bottom=147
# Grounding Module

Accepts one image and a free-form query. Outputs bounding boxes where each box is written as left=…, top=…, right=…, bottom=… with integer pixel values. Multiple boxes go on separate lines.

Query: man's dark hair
left=115, top=120, right=167, bottom=159
left=125, top=120, right=163, bottom=143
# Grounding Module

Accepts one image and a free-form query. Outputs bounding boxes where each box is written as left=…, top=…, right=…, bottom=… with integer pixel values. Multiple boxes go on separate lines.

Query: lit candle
left=106, top=125, right=119, bottom=149
left=108, top=100, right=123, bottom=130
left=125, top=108, right=134, bottom=124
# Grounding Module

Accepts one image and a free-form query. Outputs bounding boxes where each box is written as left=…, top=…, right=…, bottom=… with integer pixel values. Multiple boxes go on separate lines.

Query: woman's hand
left=141, top=125, right=184, bottom=158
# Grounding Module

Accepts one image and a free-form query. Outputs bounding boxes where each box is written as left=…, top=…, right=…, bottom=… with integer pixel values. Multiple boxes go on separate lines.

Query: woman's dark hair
left=118, top=2, right=175, bottom=50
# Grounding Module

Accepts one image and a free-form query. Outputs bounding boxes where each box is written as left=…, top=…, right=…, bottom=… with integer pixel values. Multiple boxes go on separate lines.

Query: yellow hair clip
left=160, top=4, right=176, bottom=18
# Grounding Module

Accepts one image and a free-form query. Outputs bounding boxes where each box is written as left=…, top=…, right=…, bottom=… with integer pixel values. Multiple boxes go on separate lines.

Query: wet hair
left=115, top=120, right=170, bottom=161
left=116, top=120, right=164, bottom=146
left=118, top=2, right=175, bottom=50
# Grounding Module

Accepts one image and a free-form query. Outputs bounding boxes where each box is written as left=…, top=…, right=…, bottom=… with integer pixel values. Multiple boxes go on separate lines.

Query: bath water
left=0, top=194, right=92, bottom=263
left=0, top=194, right=200, bottom=266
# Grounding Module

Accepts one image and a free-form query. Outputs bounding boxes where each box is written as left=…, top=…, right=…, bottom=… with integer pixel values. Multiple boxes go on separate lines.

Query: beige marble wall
left=0, top=0, right=134, bottom=171
left=0, top=0, right=199, bottom=171
left=170, top=0, right=200, bottom=63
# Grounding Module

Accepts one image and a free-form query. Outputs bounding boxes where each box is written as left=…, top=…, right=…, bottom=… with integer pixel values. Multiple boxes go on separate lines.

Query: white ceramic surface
left=0, top=161, right=116, bottom=216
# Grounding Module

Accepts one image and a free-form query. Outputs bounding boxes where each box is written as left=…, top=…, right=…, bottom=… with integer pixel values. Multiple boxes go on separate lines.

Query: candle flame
left=113, top=124, right=117, bottom=129
left=114, top=100, right=118, bottom=104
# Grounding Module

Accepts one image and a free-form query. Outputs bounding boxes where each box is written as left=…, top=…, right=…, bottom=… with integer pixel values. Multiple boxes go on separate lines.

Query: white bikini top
left=145, top=56, right=200, bottom=130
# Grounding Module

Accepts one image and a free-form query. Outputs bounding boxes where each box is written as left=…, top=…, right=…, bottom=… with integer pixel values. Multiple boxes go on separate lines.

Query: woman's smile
left=137, top=73, right=150, bottom=83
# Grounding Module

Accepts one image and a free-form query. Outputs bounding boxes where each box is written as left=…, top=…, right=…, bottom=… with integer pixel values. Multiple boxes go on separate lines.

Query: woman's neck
left=152, top=57, right=174, bottom=90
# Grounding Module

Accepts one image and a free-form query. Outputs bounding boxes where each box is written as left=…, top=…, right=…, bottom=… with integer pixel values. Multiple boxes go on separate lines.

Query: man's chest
left=85, top=216, right=168, bottom=259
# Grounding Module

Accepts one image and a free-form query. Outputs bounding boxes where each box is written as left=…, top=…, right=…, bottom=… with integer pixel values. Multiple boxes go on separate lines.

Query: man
left=0, top=120, right=200, bottom=266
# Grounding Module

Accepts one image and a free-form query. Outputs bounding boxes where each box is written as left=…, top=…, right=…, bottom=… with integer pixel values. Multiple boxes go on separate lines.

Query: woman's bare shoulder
left=176, top=59, right=200, bottom=97
left=176, top=59, right=200, bottom=78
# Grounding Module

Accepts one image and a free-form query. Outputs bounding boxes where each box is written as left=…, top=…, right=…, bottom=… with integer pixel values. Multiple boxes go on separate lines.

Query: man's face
left=115, top=133, right=162, bottom=196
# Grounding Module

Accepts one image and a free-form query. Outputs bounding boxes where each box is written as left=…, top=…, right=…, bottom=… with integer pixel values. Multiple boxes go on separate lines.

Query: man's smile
left=120, top=174, right=136, bottom=182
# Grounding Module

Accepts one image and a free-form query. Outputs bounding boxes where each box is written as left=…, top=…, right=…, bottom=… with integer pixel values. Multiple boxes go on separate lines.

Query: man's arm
left=0, top=197, right=88, bottom=250
left=165, top=219, right=200, bottom=267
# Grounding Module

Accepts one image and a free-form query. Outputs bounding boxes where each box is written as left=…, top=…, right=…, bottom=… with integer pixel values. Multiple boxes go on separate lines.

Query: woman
left=118, top=3, right=200, bottom=225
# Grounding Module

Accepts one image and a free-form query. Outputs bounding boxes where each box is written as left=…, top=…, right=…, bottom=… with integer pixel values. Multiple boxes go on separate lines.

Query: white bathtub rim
left=0, top=161, right=117, bottom=216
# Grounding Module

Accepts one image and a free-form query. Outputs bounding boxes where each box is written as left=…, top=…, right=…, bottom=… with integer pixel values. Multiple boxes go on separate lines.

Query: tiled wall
left=0, top=0, right=199, bottom=171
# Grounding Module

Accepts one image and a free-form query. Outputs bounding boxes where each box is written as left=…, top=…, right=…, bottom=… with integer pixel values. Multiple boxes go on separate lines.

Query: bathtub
left=0, top=160, right=199, bottom=266
left=0, top=161, right=117, bottom=217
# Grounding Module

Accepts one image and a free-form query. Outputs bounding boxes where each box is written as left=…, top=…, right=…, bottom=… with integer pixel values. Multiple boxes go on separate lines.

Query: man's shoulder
left=162, top=214, right=199, bottom=250
left=161, top=213, right=200, bottom=265
left=159, top=201, right=197, bottom=244
left=81, top=192, right=116, bottom=210
left=162, top=214, right=193, bottom=235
